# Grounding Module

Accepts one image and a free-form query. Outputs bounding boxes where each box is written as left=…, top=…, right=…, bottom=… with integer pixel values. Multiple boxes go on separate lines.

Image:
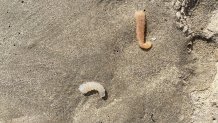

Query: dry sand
left=0, top=0, right=217, bottom=122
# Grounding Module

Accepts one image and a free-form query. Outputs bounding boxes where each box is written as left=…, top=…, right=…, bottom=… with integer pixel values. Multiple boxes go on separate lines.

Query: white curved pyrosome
left=79, top=81, right=105, bottom=98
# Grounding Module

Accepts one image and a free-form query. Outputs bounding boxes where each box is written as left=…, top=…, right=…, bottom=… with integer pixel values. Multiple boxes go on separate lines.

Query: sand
left=0, top=0, right=217, bottom=122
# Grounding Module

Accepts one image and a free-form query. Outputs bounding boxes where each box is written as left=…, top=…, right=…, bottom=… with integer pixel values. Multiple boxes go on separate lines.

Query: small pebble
left=151, top=37, right=157, bottom=41
left=181, top=7, right=185, bottom=14
left=183, top=25, right=188, bottom=32
left=176, top=11, right=182, bottom=19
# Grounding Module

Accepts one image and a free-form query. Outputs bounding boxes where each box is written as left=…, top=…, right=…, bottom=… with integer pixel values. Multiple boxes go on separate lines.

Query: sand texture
left=0, top=0, right=218, bottom=123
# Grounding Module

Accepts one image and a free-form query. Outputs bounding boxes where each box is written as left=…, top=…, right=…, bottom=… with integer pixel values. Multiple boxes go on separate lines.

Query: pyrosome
left=79, top=81, right=106, bottom=98
left=135, top=10, right=152, bottom=49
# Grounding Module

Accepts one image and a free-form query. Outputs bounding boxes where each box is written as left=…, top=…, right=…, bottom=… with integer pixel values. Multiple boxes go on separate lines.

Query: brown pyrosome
left=135, top=10, right=152, bottom=49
